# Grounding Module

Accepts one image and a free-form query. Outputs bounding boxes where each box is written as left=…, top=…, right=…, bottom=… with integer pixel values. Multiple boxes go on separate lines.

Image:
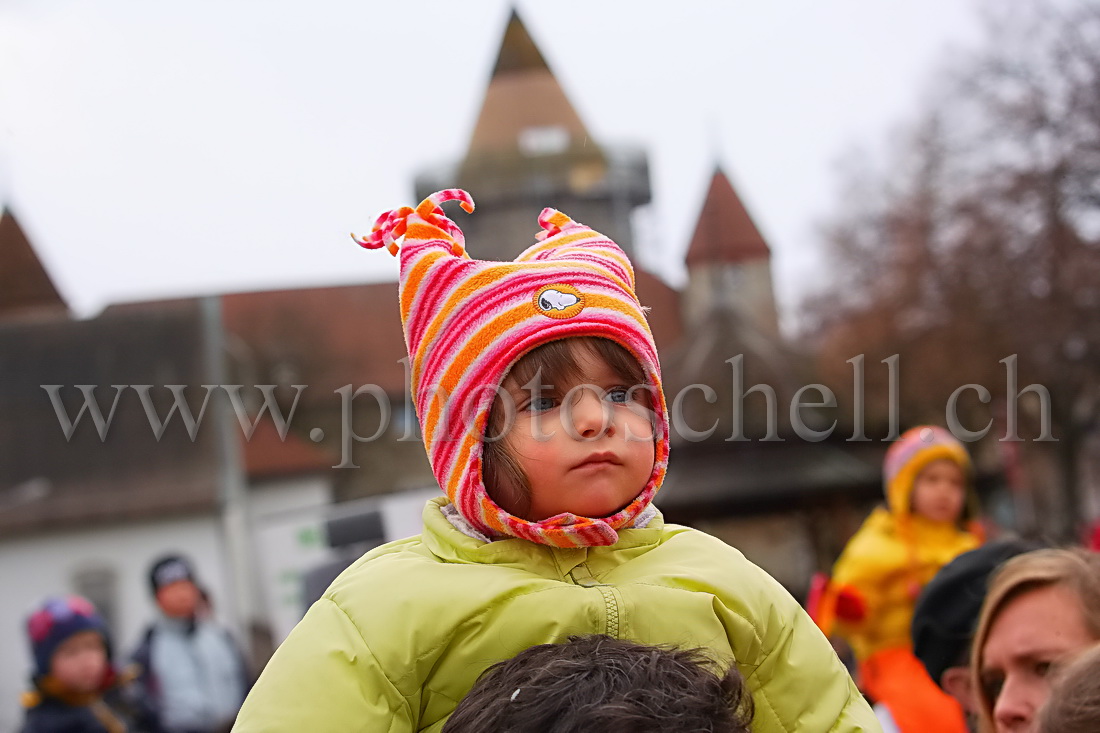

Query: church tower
left=683, top=166, right=779, bottom=338
left=415, top=11, right=650, bottom=262
left=663, top=166, right=795, bottom=442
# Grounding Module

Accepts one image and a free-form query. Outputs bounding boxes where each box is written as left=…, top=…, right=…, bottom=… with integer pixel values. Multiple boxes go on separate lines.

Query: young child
left=441, top=634, right=754, bottom=733
left=131, top=554, right=249, bottom=733
left=823, top=426, right=982, bottom=733
left=21, top=595, right=152, bottom=733
left=231, top=190, right=876, bottom=732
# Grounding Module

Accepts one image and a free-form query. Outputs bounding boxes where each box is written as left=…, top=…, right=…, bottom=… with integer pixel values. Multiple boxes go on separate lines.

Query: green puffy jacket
left=233, top=498, right=878, bottom=732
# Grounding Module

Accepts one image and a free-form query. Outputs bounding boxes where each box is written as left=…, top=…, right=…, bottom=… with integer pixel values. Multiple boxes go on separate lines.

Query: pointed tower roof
left=685, top=167, right=770, bottom=267
left=0, top=208, right=68, bottom=317
left=492, top=8, right=551, bottom=75
left=465, top=10, right=593, bottom=157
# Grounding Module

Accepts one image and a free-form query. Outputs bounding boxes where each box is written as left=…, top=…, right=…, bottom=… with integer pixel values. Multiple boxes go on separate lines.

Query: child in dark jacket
left=21, top=595, right=157, bottom=733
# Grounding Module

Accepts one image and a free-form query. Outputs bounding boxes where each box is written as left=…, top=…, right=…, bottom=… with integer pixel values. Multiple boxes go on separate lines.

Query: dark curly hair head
left=442, top=635, right=754, bottom=733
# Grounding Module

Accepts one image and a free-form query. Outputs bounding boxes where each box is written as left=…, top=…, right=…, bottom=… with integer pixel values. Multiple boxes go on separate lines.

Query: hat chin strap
left=461, top=479, right=658, bottom=548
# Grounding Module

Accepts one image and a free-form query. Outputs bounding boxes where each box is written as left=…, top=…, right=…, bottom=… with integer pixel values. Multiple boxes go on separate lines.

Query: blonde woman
left=972, top=548, right=1100, bottom=732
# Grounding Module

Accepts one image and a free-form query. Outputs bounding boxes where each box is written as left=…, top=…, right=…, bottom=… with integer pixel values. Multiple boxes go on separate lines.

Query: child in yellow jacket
left=827, top=426, right=982, bottom=733
left=231, top=191, right=877, bottom=732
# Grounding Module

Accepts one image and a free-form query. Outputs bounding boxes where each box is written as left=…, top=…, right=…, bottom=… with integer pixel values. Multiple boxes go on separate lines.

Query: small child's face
left=910, top=459, right=966, bottom=524
left=49, top=630, right=107, bottom=694
left=156, top=579, right=200, bottom=619
left=497, top=344, right=655, bottom=521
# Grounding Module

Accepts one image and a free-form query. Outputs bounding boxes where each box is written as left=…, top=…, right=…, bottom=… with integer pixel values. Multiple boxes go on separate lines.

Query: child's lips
left=572, top=452, right=621, bottom=470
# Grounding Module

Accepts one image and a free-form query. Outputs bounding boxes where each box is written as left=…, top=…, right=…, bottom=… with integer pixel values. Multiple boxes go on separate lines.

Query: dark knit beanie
left=26, top=595, right=109, bottom=677
left=149, top=554, right=196, bottom=595
left=912, top=539, right=1041, bottom=687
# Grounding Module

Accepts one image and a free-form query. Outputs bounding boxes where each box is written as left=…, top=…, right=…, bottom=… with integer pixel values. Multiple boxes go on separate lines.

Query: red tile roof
left=0, top=208, right=68, bottom=318
left=241, top=419, right=333, bottom=480
left=685, top=168, right=770, bottom=267
left=221, top=282, right=408, bottom=399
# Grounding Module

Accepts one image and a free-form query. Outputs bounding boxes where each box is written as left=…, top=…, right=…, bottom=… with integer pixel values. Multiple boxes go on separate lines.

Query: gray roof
left=0, top=301, right=221, bottom=536
left=656, top=440, right=887, bottom=521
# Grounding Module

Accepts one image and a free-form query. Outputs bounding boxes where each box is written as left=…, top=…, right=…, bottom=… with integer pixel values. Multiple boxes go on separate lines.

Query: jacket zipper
left=568, top=564, right=620, bottom=638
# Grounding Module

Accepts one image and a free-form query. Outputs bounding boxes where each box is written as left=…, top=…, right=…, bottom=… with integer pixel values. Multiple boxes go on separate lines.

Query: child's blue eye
left=529, top=397, right=557, bottom=412
left=606, top=388, right=630, bottom=404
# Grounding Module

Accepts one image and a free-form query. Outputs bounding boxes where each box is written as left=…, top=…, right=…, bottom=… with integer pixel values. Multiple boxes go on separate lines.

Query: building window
left=72, top=565, right=118, bottom=635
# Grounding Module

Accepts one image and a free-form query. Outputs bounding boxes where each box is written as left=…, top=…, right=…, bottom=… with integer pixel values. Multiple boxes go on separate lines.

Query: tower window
left=519, top=126, right=569, bottom=156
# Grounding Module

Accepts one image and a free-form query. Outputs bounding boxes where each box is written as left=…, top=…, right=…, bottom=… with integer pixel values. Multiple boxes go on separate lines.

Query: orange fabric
left=860, top=647, right=967, bottom=733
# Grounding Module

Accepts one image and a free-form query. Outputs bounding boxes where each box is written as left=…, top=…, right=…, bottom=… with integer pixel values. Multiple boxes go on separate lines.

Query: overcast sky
left=0, top=1, right=985, bottom=327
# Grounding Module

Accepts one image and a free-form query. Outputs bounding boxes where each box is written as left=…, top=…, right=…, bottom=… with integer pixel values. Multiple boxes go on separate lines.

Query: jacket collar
left=420, top=497, right=667, bottom=579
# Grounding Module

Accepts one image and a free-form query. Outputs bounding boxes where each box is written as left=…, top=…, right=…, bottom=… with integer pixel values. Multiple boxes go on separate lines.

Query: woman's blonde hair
left=972, top=548, right=1100, bottom=730
left=1039, top=642, right=1100, bottom=733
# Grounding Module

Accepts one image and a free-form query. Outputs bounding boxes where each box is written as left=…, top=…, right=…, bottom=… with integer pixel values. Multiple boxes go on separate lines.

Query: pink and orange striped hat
left=355, top=189, right=669, bottom=547
left=883, top=425, right=973, bottom=518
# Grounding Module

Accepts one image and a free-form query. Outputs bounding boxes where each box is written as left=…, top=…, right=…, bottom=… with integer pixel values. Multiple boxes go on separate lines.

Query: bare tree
left=806, top=0, right=1100, bottom=540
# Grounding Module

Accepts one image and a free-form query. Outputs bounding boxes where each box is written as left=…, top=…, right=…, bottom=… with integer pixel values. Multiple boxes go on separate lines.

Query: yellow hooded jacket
left=233, top=498, right=879, bottom=732
left=830, top=428, right=981, bottom=662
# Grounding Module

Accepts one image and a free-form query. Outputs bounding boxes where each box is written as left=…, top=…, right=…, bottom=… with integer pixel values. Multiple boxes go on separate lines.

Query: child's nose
left=566, top=390, right=614, bottom=439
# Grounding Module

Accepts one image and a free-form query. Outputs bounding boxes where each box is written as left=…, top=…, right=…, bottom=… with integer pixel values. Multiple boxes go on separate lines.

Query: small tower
left=664, top=166, right=796, bottom=442
left=683, top=167, right=779, bottom=338
left=0, top=208, right=68, bottom=320
left=415, top=10, right=650, bottom=261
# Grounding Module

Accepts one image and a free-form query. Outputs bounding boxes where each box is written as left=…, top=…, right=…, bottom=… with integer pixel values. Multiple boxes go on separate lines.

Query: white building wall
left=248, top=482, right=437, bottom=643
left=0, top=476, right=421, bottom=731
left=248, top=475, right=335, bottom=643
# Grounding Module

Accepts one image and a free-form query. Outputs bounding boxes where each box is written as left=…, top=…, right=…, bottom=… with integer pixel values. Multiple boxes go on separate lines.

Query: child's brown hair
left=442, top=634, right=754, bottom=733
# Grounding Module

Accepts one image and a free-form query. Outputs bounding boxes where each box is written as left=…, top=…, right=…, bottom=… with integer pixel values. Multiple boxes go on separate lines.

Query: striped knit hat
left=355, top=189, right=669, bottom=547
left=883, top=426, right=972, bottom=517
left=26, top=595, right=110, bottom=677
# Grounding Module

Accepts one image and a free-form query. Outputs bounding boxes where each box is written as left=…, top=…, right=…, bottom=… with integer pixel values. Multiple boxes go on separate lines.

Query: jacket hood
left=884, top=426, right=973, bottom=519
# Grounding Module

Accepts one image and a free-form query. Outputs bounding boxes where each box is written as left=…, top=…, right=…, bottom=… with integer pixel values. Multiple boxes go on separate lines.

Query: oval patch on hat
left=534, top=283, right=585, bottom=319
